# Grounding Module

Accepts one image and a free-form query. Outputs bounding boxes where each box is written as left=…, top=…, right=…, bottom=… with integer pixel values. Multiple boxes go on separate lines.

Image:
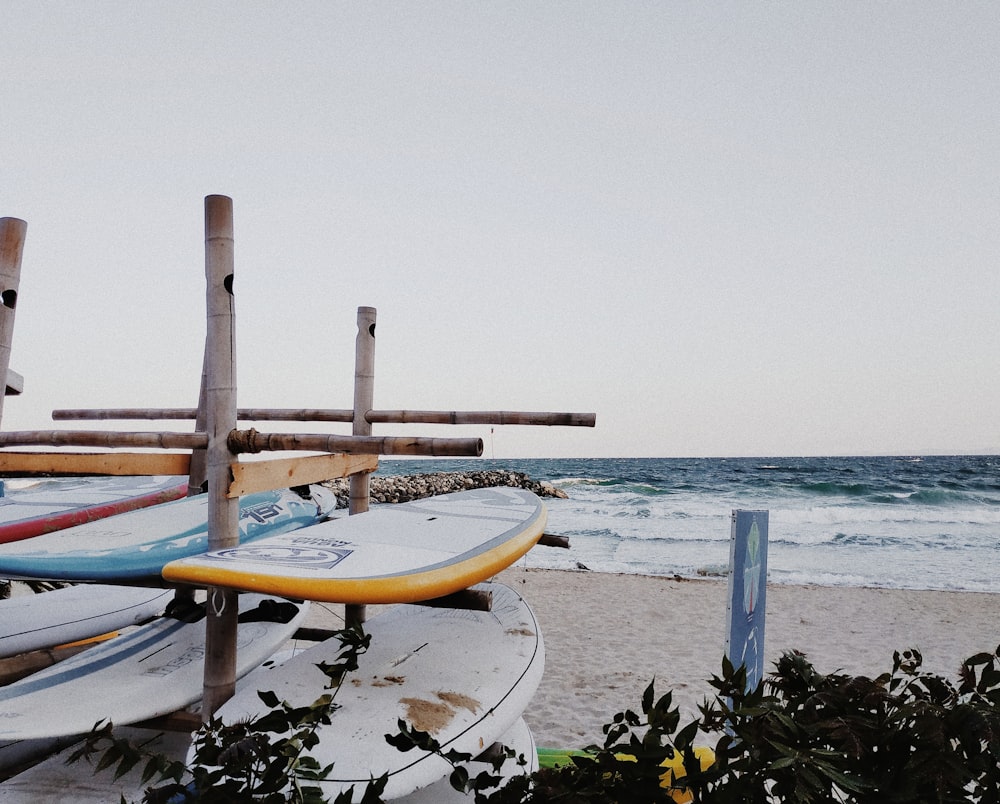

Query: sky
left=2, top=2, right=998, bottom=459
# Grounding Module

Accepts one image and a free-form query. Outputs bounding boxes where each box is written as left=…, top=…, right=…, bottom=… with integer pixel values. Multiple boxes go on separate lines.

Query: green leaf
left=257, top=689, right=280, bottom=708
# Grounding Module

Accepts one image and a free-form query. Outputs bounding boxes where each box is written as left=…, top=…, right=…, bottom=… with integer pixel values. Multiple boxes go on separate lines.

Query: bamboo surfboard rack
left=0, top=195, right=596, bottom=717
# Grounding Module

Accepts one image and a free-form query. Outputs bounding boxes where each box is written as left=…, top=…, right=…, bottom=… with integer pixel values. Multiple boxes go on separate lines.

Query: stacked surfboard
left=0, top=485, right=549, bottom=800
left=0, top=484, right=335, bottom=774
left=166, top=486, right=550, bottom=801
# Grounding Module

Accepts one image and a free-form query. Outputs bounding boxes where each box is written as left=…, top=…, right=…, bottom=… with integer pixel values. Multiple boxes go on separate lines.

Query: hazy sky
left=3, top=3, right=998, bottom=458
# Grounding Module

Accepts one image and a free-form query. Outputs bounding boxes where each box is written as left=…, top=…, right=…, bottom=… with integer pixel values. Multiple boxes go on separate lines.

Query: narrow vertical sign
left=725, top=509, right=768, bottom=692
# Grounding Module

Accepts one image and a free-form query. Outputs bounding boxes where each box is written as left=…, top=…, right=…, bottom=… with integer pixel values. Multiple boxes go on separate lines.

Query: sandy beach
left=299, top=566, right=1000, bottom=751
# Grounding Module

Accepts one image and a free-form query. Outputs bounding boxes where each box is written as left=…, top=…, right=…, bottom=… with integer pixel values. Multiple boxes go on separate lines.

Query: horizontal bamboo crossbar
left=229, top=429, right=483, bottom=457
left=0, top=451, right=191, bottom=477
left=228, top=453, right=378, bottom=497
left=0, top=429, right=481, bottom=457
left=368, top=410, right=595, bottom=426
left=52, top=408, right=596, bottom=427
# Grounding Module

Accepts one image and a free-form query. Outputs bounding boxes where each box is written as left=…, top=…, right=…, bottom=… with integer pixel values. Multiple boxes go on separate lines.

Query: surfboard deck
left=207, top=581, right=543, bottom=800
left=0, top=485, right=336, bottom=583
left=0, top=584, right=173, bottom=659
left=162, top=487, right=546, bottom=604
left=0, top=476, right=187, bottom=544
left=0, top=593, right=309, bottom=741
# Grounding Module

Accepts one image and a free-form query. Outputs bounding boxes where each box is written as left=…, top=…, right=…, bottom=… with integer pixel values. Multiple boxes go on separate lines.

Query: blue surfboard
left=0, top=485, right=336, bottom=583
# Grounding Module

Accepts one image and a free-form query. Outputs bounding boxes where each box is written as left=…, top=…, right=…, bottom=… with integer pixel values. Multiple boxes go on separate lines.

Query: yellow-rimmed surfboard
left=161, top=487, right=546, bottom=604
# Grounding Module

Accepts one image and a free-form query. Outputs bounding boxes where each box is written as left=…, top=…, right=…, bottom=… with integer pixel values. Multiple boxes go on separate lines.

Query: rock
left=321, top=470, right=568, bottom=509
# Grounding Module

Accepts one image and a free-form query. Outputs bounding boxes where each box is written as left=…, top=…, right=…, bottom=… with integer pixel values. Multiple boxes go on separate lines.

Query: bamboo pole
left=0, top=430, right=481, bottom=456
left=0, top=218, right=27, bottom=426
left=227, top=430, right=483, bottom=457
left=201, top=195, right=239, bottom=717
left=347, top=307, right=376, bottom=626
left=350, top=307, right=376, bottom=514
left=53, top=408, right=597, bottom=427
left=368, top=410, right=596, bottom=427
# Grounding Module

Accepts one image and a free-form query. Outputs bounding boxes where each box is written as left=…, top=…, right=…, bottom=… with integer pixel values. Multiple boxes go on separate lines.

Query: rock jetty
left=321, top=470, right=567, bottom=509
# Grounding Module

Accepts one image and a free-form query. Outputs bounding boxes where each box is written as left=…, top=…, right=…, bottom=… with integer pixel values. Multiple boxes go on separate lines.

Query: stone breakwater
left=321, top=471, right=568, bottom=509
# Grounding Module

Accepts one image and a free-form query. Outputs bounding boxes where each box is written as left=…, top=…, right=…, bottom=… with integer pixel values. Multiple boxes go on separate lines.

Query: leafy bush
left=528, top=644, right=1000, bottom=803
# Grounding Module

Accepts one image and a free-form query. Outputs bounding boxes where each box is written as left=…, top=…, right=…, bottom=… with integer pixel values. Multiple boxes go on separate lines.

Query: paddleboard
left=207, top=581, right=543, bottom=800
left=0, top=593, right=309, bottom=741
left=0, top=584, right=173, bottom=658
left=0, top=476, right=186, bottom=544
left=0, top=484, right=336, bottom=583
left=162, top=487, right=546, bottom=604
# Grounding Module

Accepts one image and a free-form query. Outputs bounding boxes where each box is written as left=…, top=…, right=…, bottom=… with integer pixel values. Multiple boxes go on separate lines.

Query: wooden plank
left=228, top=453, right=378, bottom=497
left=0, top=642, right=93, bottom=686
left=538, top=533, right=571, bottom=549
left=132, top=710, right=203, bottom=733
left=0, top=451, right=191, bottom=476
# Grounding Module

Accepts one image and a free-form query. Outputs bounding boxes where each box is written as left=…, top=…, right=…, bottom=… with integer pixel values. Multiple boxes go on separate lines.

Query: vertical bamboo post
left=346, top=306, right=376, bottom=627
left=201, top=195, right=240, bottom=718
left=0, top=218, right=27, bottom=427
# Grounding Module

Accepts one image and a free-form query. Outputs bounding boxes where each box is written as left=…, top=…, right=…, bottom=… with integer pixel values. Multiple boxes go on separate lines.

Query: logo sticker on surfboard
left=206, top=544, right=353, bottom=570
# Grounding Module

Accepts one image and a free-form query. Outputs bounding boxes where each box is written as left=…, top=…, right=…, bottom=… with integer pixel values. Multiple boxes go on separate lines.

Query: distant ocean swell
left=379, top=456, right=1000, bottom=593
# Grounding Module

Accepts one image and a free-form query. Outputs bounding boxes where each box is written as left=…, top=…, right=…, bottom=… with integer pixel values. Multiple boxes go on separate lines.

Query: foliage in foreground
left=75, top=636, right=1000, bottom=803
left=529, top=645, right=1000, bottom=803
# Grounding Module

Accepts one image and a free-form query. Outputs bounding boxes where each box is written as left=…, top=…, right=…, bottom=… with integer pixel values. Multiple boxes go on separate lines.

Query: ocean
left=378, top=455, right=1000, bottom=594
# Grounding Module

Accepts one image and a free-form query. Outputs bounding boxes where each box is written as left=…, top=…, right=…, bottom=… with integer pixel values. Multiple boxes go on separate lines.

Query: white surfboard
left=0, top=585, right=173, bottom=659
left=0, top=593, right=309, bottom=741
left=162, top=487, right=546, bottom=604
left=0, top=485, right=336, bottom=583
left=207, top=581, right=543, bottom=801
left=0, top=719, right=535, bottom=803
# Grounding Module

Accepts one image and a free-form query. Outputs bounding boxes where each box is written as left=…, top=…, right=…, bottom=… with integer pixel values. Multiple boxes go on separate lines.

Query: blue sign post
left=725, top=510, right=769, bottom=692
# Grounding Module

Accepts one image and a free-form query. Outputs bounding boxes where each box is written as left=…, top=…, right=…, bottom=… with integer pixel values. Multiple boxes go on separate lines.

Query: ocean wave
left=550, top=476, right=614, bottom=488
